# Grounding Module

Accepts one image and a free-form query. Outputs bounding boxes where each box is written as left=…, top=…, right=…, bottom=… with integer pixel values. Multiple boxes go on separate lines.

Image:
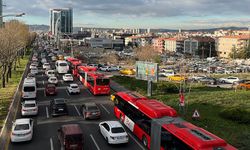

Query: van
left=56, top=60, right=69, bottom=74
left=57, top=124, right=84, bottom=150
left=22, top=77, right=37, bottom=99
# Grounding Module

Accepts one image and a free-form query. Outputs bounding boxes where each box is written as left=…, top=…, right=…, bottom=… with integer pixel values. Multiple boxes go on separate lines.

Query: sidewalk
left=110, top=80, right=130, bottom=92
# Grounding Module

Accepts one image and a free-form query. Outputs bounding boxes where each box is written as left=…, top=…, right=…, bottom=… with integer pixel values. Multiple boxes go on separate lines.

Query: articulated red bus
left=112, top=92, right=237, bottom=150
left=66, top=57, right=82, bottom=76
left=77, top=66, right=110, bottom=95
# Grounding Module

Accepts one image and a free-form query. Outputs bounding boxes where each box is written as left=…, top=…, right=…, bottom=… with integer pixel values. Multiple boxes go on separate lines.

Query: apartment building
left=152, top=38, right=167, bottom=53
left=125, top=36, right=153, bottom=47
left=164, top=38, right=184, bottom=53
left=217, top=35, right=250, bottom=58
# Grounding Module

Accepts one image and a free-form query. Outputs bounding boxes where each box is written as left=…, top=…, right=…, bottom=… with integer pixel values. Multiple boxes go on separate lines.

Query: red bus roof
left=87, top=72, right=108, bottom=79
left=116, top=91, right=147, bottom=103
left=115, top=92, right=177, bottom=118
left=71, top=61, right=81, bottom=66
left=78, top=66, right=97, bottom=72
left=66, top=57, right=79, bottom=62
left=162, top=119, right=236, bottom=150
left=136, top=100, right=177, bottom=118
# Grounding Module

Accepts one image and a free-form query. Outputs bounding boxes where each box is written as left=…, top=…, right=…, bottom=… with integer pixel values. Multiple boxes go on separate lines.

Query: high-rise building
left=50, top=8, right=73, bottom=36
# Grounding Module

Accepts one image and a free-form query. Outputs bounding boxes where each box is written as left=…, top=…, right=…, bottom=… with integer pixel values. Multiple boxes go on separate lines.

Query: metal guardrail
left=0, top=51, right=32, bottom=150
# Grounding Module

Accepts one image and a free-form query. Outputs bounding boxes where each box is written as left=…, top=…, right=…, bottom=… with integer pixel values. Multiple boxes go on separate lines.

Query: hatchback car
left=21, top=100, right=38, bottom=116
left=67, top=84, right=80, bottom=94
left=45, top=84, right=57, bottom=96
left=81, top=103, right=101, bottom=120
left=46, top=70, right=56, bottom=78
left=63, top=74, right=74, bottom=82
left=11, top=118, right=34, bottom=142
left=50, top=98, right=68, bottom=117
left=48, top=76, right=58, bottom=85
left=119, top=69, right=135, bottom=75
left=30, top=67, right=38, bottom=75
left=99, top=121, right=129, bottom=144
left=58, top=124, right=84, bottom=150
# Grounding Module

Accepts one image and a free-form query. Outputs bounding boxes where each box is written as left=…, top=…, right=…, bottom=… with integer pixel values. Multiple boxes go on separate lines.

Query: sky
left=2, top=0, right=250, bottom=29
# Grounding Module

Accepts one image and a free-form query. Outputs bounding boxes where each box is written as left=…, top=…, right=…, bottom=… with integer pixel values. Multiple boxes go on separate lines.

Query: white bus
left=22, top=77, right=37, bottom=99
left=55, top=60, right=69, bottom=74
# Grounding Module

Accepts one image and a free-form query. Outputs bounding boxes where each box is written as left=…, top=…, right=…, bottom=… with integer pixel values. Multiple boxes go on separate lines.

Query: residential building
left=152, top=38, right=166, bottom=53
left=184, top=37, right=215, bottom=58
left=217, top=35, right=250, bottom=58
left=84, top=38, right=124, bottom=51
left=125, top=36, right=153, bottom=47
left=50, top=8, right=73, bottom=36
left=164, top=38, right=184, bottom=53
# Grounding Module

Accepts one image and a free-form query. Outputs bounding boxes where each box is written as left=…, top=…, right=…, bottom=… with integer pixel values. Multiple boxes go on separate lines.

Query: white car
left=43, top=63, right=51, bottom=70
left=21, top=100, right=38, bottom=116
left=29, top=64, right=37, bottom=69
left=159, top=69, right=175, bottom=77
left=99, top=121, right=129, bottom=144
left=67, top=84, right=80, bottom=94
left=46, top=70, right=56, bottom=78
left=11, top=118, right=34, bottom=142
left=48, top=76, right=58, bottom=85
left=100, top=66, right=111, bottom=72
left=110, top=66, right=122, bottom=71
left=191, top=75, right=207, bottom=81
left=219, top=76, right=240, bottom=84
left=30, top=67, right=38, bottom=75
left=32, top=57, right=38, bottom=61
left=51, top=56, right=57, bottom=61
left=63, top=74, right=74, bottom=82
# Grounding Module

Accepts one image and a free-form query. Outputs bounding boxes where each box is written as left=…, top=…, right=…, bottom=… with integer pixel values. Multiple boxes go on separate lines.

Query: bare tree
left=134, top=45, right=158, bottom=62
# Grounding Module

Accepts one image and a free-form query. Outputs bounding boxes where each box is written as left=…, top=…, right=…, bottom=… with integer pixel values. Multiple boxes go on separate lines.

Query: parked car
left=57, top=124, right=84, bottom=150
left=11, top=118, right=34, bottom=142
left=50, top=98, right=68, bottom=117
left=63, top=74, right=74, bottom=82
left=190, top=75, right=207, bottom=81
left=159, top=69, right=175, bottom=77
left=238, top=81, right=250, bottom=90
left=198, top=77, right=217, bottom=85
left=67, top=84, right=80, bottom=94
left=100, top=66, right=111, bottom=72
left=99, top=121, right=129, bottom=144
left=45, top=84, right=57, bottom=96
left=219, top=76, right=240, bottom=84
left=81, top=102, right=101, bottom=120
left=21, top=100, right=38, bottom=116
left=110, top=66, right=122, bottom=71
left=168, top=75, right=187, bottom=81
left=119, top=68, right=135, bottom=75
left=48, top=76, right=58, bottom=85
left=43, top=63, right=51, bottom=70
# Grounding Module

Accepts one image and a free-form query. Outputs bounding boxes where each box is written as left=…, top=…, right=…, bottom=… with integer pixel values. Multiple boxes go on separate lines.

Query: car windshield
left=111, top=127, right=125, bottom=133
left=14, top=124, right=29, bottom=131
left=59, top=63, right=67, bottom=66
left=24, top=104, right=36, bottom=107
left=96, top=79, right=109, bottom=86
left=24, top=86, right=35, bottom=92
left=66, top=75, right=72, bottom=77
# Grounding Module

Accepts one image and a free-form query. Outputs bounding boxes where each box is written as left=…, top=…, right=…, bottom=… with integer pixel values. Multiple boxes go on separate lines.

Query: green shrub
left=219, top=107, right=250, bottom=124
left=156, top=81, right=179, bottom=94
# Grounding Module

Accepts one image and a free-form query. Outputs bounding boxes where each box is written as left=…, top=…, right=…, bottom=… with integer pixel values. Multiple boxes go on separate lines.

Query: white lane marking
left=46, top=107, right=49, bottom=118
left=66, top=90, right=70, bottom=96
left=128, top=132, right=146, bottom=150
left=44, top=90, right=46, bottom=97
left=42, top=73, right=43, bottom=77
left=43, top=80, right=45, bottom=85
left=90, top=134, right=101, bottom=150
left=74, top=105, right=81, bottom=116
left=50, top=138, right=54, bottom=150
left=100, top=104, right=110, bottom=114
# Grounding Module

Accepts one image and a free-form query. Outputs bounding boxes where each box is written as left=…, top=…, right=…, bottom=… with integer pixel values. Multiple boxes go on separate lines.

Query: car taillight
left=86, top=112, right=92, bottom=115
left=22, top=109, right=27, bottom=111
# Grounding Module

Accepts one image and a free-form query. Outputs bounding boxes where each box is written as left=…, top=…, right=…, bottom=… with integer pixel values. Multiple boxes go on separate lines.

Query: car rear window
left=24, top=86, right=35, bottom=92
left=71, top=86, right=78, bottom=88
left=87, top=106, right=98, bottom=111
left=14, top=124, right=29, bottom=130
left=24, top=104, right=36, bottom=107
left=111, top=127, right=125, bottom=133
left=59, top=63, right=68, bottom=66
left=66, top=135, right=82, bottom=142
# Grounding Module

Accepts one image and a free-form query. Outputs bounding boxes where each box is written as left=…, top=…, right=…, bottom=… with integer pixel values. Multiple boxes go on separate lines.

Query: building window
left=224, top=52, right=226, bottom=54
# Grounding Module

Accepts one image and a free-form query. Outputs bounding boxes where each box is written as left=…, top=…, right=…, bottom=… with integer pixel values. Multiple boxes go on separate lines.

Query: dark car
left=58, top=124, right=84, bottom=150
left=199, top=77, right=217, bottom=85
left=45, top=84, right=57, bottom=96
left=81, top=102, right=101, bottom=120
left=50, top=98, right=68, bottom=117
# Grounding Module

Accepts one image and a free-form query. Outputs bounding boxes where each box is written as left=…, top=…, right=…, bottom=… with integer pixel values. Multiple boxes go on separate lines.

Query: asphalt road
left=8, top=58, right=146, bottom=150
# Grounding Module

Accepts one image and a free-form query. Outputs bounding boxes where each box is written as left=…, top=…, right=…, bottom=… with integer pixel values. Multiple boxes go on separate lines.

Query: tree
left=134, top=45, right=159, bottom=62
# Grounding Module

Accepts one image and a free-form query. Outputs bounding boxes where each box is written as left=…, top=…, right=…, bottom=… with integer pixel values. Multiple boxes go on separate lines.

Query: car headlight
left=110, top=136, right=115, bottom=140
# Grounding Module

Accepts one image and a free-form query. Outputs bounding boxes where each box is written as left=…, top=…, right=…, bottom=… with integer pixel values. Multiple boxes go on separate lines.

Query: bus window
left=96, top=79, right=109, bottom=86
left=87, top=76, right=94, bottom=87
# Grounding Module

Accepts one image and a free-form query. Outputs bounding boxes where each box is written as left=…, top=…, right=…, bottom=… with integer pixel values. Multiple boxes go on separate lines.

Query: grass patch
left=111, top=75, right=250, bottom=150
left=0, top=56, right=29, bottom=128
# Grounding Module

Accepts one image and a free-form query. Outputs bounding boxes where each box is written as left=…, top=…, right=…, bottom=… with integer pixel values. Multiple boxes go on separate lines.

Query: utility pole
left=0, top=0, right=3, bottom=27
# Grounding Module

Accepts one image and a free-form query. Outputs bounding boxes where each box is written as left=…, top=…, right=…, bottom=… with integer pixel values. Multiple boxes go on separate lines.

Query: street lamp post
left=0, top=13, right=25, bottom=27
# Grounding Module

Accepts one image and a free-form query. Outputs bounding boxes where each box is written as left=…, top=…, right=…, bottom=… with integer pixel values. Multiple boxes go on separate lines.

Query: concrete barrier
left=0, top=52, right=32, bottom=150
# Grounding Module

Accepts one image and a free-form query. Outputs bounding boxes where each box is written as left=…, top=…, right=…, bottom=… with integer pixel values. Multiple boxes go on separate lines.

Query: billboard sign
left=136, top=61, right=158, bottom=82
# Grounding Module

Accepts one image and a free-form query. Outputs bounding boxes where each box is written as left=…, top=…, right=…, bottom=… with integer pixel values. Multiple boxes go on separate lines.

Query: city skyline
left=2, top=0, right=250, bottom=29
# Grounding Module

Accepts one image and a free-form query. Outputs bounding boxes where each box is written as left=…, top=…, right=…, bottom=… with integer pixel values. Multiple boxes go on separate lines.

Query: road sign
left=192, top=109, right=200, bottom=119
left=136, top=61, right=158, bottom=82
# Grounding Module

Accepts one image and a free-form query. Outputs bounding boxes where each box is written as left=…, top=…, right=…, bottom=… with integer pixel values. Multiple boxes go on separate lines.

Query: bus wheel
left=142, top=136, right=148, bottom=147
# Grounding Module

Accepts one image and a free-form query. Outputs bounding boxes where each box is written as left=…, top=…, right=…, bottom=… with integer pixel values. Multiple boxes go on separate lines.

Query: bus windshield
left=96, top=79, right=109, bottom=86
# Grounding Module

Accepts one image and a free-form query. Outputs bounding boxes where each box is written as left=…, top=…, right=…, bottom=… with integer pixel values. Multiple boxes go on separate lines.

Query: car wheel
left=222, top=80, right=225, bottom=83
left=142, top=136, right=148, bottom=147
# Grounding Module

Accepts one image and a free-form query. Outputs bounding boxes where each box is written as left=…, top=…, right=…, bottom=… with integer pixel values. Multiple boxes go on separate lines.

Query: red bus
left=77, top=66, right=110, bottom=95
left=112, top=92, right=236, bottom=150
left=66, top=57, right=81, bottom=76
